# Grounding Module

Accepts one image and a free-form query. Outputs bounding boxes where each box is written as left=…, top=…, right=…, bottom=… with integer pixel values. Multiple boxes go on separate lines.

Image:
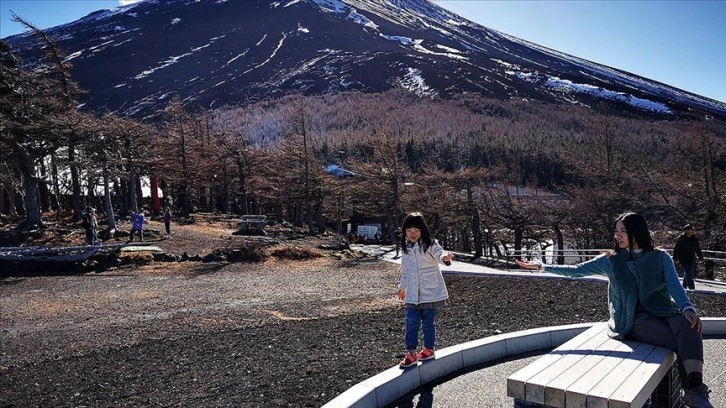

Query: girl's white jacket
left=399, top=241, right=449, bottom=305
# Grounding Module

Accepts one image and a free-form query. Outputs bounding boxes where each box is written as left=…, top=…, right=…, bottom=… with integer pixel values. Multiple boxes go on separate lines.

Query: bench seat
left=507, top=323, right=679, bottom=408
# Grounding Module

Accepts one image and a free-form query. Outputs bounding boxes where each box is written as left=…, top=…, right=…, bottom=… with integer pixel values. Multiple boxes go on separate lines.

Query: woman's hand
left=684, top=309, right=703, bottom=334
left=397, top=289, right=406, bottom=301
left=515, top=259, right=541, bottom=271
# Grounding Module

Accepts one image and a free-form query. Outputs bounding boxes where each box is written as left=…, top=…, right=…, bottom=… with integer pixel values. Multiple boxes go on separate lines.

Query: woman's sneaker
left=399, top=351, right=418, bottom=368
left=417, top=347, right=435, bottom=361
left=682, top=383, right=714, bottom=408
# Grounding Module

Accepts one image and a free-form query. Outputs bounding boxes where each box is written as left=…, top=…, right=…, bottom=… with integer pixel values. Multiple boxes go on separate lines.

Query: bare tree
left=0, top=40, right=70, bottom=230
left=12, top=13, right=87, bottom=220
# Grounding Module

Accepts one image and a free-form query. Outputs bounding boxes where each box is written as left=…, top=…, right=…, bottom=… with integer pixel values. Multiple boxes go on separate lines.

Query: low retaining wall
left=322, top=318, right=726, bottom=408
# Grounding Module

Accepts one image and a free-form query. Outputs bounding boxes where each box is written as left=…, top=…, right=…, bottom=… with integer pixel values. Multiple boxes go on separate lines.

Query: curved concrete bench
left=322, top=318, right=726, bottom=408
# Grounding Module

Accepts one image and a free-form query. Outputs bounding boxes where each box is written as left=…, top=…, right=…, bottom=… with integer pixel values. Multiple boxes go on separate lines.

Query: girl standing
left=397, top=212, right=453, bottom=368
left=163, top=208, right=172, bottom=238
left=517, top=212, right=712, bottom=408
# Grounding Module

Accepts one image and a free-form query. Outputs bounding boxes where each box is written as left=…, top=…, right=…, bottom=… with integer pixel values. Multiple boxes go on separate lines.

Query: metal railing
left=505, top=248, right=609, bottom=268
left=504, top=248, right=726, bottom=278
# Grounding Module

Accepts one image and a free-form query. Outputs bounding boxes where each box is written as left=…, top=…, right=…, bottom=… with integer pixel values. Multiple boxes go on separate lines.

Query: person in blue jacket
left=128, top=210, right=146, bottom=243
left=517, top=212, right=712, bottom=408
left=396, top=212, right=453, bottom=369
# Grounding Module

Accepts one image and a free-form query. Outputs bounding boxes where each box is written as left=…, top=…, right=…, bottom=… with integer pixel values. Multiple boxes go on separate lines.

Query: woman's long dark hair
left=613, top=212, right=655, bottom=253
left=401, top=212, right=433, bottom=254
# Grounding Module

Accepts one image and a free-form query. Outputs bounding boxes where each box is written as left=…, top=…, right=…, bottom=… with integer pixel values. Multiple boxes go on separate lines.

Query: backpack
left=82, top=214, right=90, bottom=229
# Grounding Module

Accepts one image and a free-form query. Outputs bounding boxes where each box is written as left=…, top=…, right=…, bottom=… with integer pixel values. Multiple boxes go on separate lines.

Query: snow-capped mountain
left=5, top=0, right=725, bottom=120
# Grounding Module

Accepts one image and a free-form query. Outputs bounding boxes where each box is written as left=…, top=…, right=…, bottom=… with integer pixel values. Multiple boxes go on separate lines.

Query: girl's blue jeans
left=405, top=307, right=437, bottom=350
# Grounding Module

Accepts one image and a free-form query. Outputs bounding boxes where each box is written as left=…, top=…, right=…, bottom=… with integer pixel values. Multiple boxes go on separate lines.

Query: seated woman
left=516, top=212, right=712, bottom=408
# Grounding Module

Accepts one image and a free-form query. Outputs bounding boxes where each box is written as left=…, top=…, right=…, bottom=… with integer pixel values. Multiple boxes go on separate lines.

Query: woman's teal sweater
left=544, top=248, right=694, bottom=339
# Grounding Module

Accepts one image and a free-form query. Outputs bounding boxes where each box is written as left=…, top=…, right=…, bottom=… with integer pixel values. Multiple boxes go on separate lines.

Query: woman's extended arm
left=516, top=254, right=610, bottom=278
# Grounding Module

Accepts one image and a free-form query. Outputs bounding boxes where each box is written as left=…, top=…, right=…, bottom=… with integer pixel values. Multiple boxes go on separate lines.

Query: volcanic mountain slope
left=5, top=0, right=725, bottom=120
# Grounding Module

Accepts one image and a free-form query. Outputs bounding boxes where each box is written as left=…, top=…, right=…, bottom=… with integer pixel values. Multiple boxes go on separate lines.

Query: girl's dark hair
left=613, top=212, right=654, bottom=252
left=401, top=212, right=433, bottom=253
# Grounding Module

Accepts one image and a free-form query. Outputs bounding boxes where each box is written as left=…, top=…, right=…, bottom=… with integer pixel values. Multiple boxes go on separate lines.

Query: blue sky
left=1, top=0, right=724, bottom=103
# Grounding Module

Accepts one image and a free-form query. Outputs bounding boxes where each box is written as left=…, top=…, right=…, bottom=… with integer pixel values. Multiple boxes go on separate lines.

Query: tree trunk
left=129, top=169, right=138, bottom=213
left=50, top=153, right=61, bottom=214
left=87, top=173, right=96, bottom=208
left=102, top=159, right=117, bottom=235
left=22, top=172, right=42, bottom=230
left=151, top=176, right=160, bottom=214
left=555, top=224, right=565, bottom=265
left=69, top=142, right=83, bottom=220
left=15, top=149, right=41, bottom=229
left=514, top=227, right=523, bottom=258
left=468, top=187, right=483, bottom=258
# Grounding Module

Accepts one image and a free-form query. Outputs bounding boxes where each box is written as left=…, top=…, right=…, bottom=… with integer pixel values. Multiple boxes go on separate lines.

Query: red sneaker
left=399, top=351, right=418, bottom=368
left=417, top=347, right=435, bottom=361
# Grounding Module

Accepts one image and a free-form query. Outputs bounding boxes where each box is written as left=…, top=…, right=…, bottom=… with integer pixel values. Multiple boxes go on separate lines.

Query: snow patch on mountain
left=508, top=70, right=671, bottom=114
left=392, top=67, right=437, bottom=98
left=381, top=34, right=415, bottom=45
left=309, top=0, right=349, bottom=13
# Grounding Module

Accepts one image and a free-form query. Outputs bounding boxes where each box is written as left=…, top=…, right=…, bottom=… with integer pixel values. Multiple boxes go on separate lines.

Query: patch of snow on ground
left=349, top=10, right=379, bottom=29
left=310, top=0, right=348, bottom=13
left=244, top=33, right=288, bottom=75
left=412, top=41, right=468, bottom=61
left=224, top=50, right=249, bottom=67
left=392, top=67, right=438, bottom=98
left=64, top=50, right=84, bottom=62
left=545, top=77, right=671, bottom=113
left=134, top=42, right=212, bottom=80
left=282, top=0, right=304, bottom=7
left=492, top=59, right=516, bottom=68
left=381, top=34, right=414, bottom=45
left=434, top=44, right=461, bottom=54
left=503, top=70, right=672, bottom=113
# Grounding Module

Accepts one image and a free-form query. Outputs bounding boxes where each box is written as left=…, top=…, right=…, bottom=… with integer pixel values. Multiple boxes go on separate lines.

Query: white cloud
left=119, top=0, right=144, bottom=5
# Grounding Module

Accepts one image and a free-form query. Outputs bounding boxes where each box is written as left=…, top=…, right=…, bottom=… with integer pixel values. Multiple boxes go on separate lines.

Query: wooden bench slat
left=508, top=323, right=677, bottom=408
left=525, top=329, right=613, bottom=404
left=507, top=324, right=607, bottom=400
left=585, top=342, right=657, bottom=408
left=607, top=346, right=677, bottom=408
left=563, top=340, right=639, bottom=408
left=544, top=336, right=626, bottom=407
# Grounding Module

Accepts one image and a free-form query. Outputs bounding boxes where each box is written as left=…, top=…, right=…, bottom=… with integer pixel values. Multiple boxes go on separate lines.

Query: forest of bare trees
left=2, top=30, right=725, bottom=258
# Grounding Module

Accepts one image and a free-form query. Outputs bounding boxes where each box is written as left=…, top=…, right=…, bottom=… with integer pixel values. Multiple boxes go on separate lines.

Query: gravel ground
left=2, top=215, right=726, bottom=407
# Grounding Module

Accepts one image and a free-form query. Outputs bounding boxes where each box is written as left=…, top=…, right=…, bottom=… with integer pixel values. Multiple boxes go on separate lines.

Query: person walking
left=83, top=207, right=99, bottom=245
left=128, top=210, right=145, bottom=243
left=516, top=212, right=713, bottom=408
left=396, top=212, right=453, bottom=369
left=673, top=224, right=704, bottom=290
left=162, top=207, right=172, bottom=238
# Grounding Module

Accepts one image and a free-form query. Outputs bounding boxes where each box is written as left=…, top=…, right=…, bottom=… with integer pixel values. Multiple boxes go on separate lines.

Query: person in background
left=83, top=206, right=99, bottom=245
left=397, top=212, right=453, bottom=369
left=673, top=224, right=705, bottom=290
left=516, top=212, right=713, bottom=408
left=128, top=209, right=145, bottom=243
left=163, top=207, right=172, bottom=238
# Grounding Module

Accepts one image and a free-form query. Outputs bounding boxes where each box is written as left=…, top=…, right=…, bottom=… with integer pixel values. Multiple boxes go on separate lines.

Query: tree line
left=2, top=23, right=725, bottom=257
